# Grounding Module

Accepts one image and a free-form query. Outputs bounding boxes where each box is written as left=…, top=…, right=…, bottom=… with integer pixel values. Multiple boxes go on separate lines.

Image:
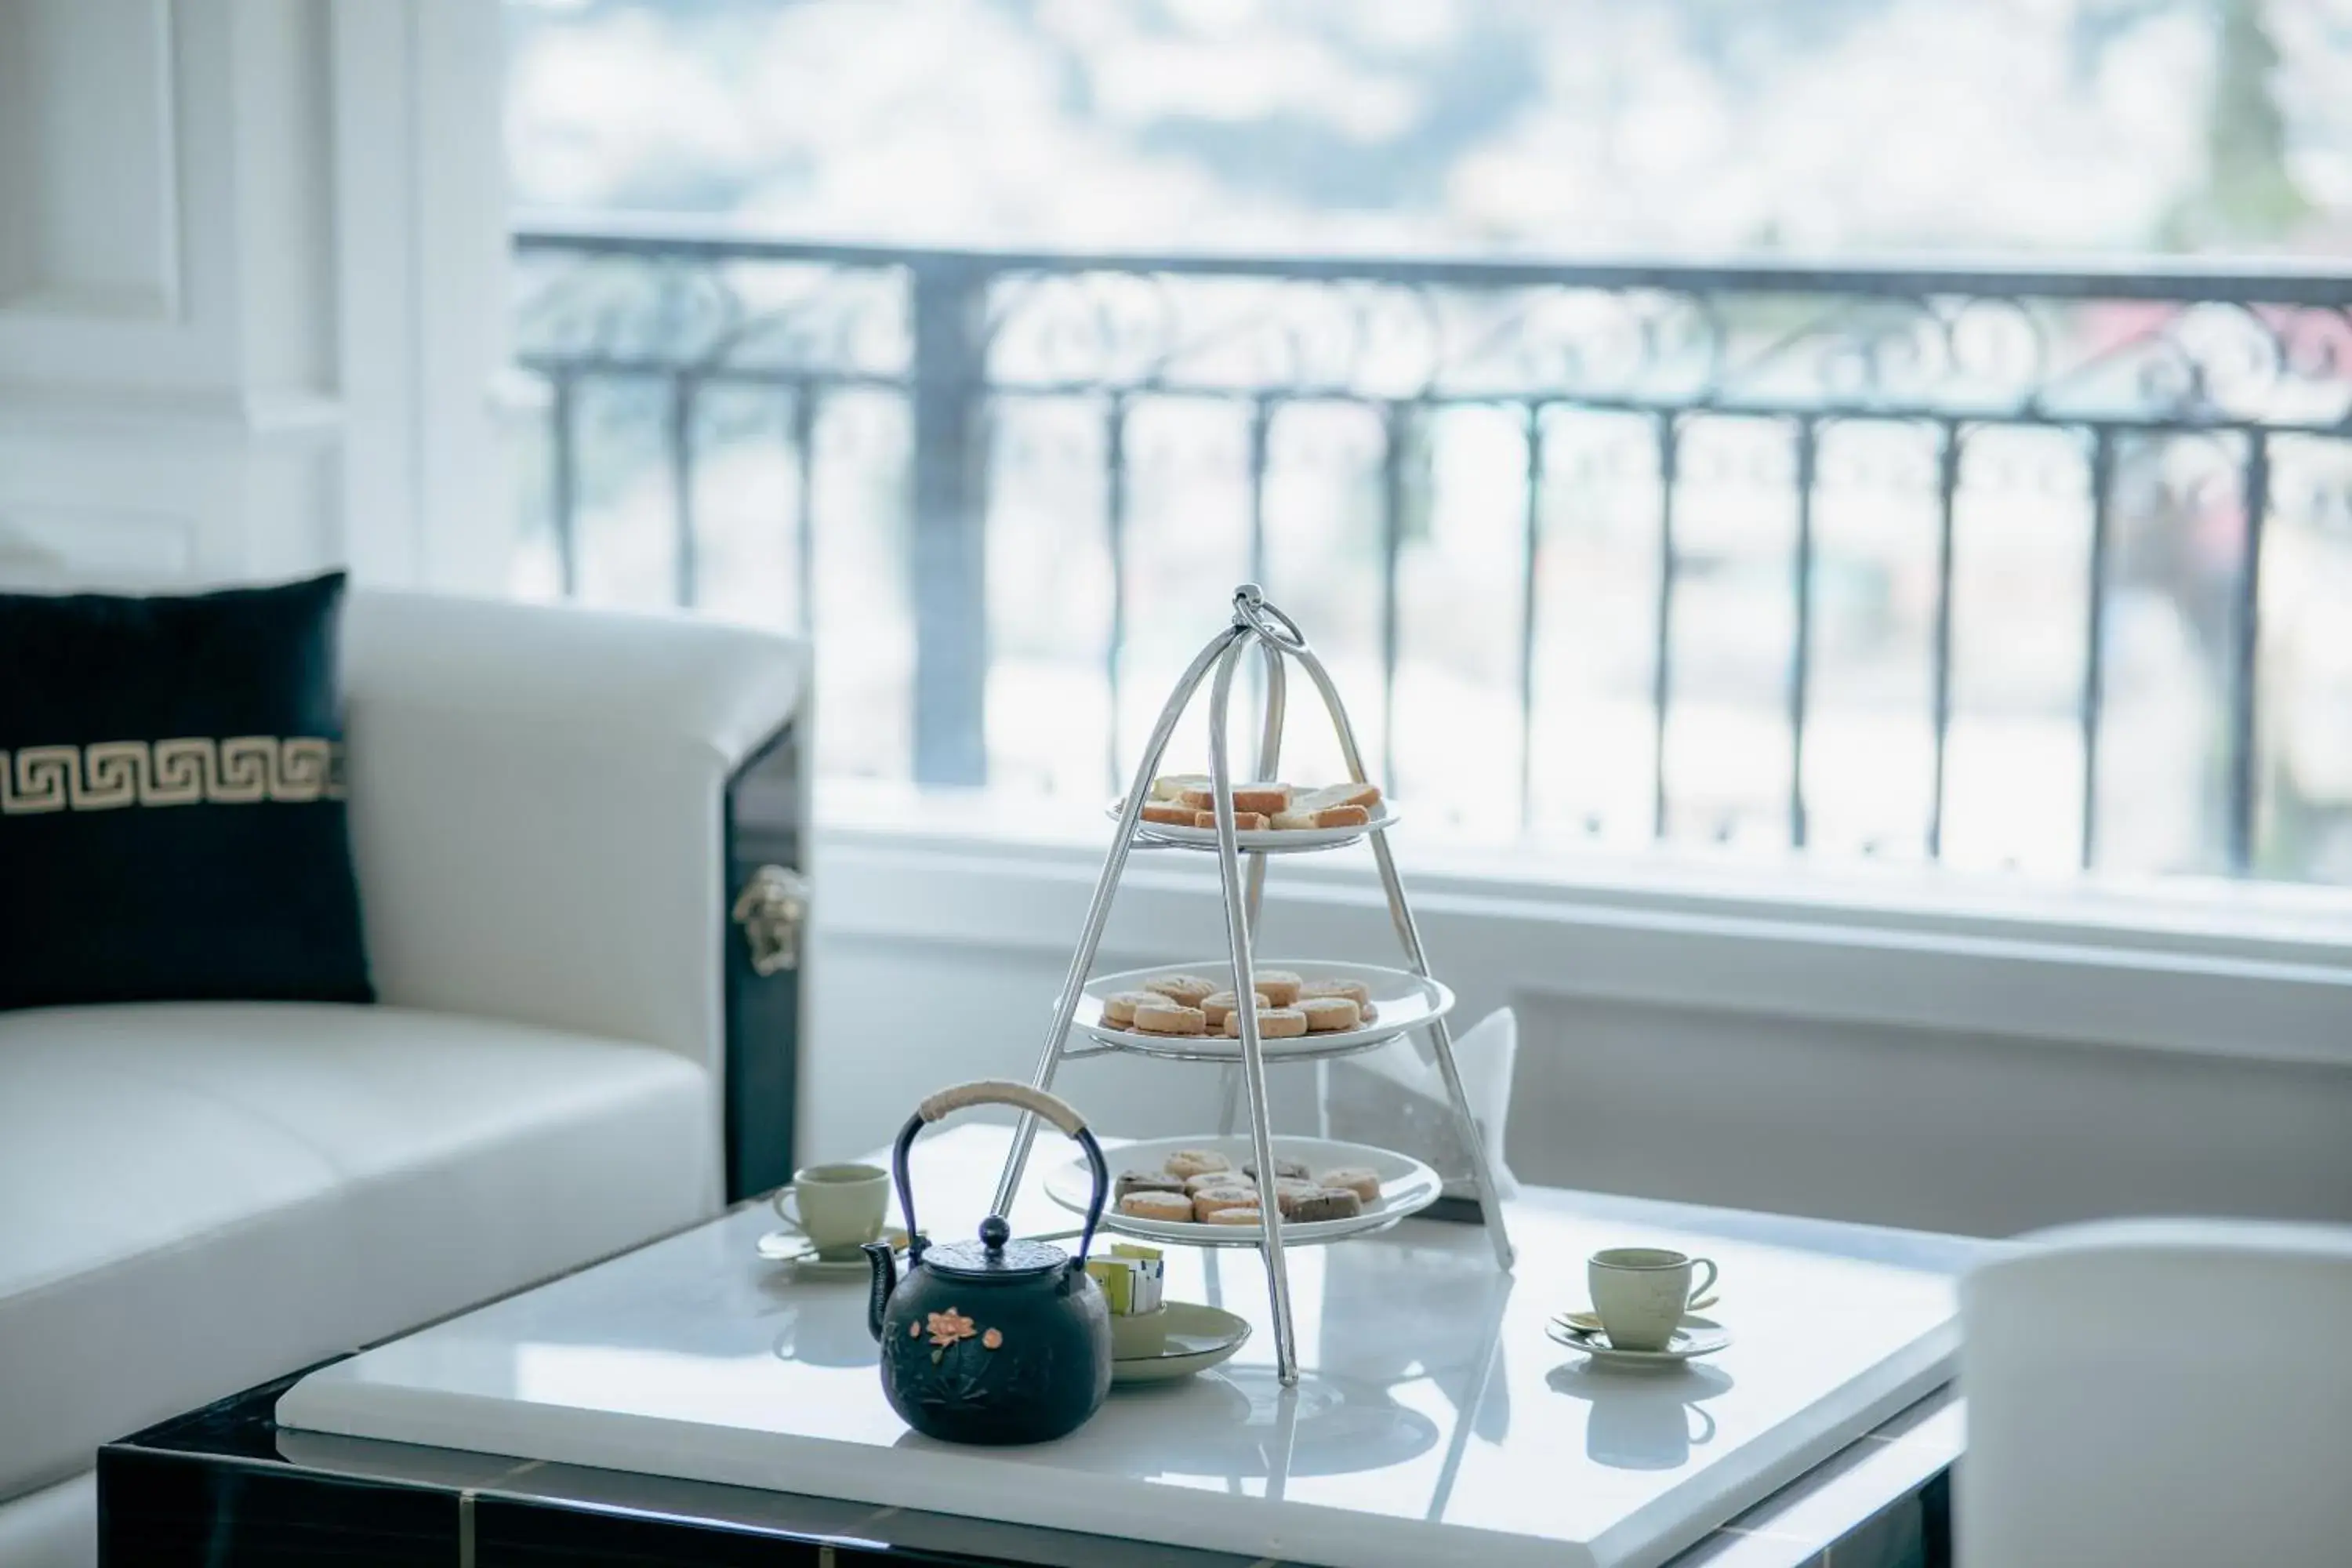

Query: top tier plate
left=1107, top=797, right=1402, bottom=853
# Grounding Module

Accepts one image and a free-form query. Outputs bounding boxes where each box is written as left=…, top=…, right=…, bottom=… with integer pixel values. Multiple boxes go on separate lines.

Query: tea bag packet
left=1324, top=1007, right=1522, bottom=1203
left=1086, top=1245, right=1165, bottom=1316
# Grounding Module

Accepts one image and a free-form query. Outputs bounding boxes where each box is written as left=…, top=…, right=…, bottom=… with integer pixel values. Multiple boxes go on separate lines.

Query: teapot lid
left=920, top=1216, right=1065, bottom=1279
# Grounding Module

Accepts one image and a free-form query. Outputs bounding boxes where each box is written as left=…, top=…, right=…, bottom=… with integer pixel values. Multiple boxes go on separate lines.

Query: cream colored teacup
left=775, top=1162, right=890, bottom=1255
left=1589, top=1247, right=1719, bottom=1352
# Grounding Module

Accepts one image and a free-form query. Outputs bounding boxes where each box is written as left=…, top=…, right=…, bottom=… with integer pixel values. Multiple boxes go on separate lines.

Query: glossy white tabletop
left=281, top=1126, right=1989, bottom=1568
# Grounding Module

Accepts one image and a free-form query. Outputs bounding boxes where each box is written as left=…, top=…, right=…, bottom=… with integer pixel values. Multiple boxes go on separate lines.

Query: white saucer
left=1546, top=1313, right=1730, bottom=1367
left=756, top=1226, right=908, bottom=1276
left=1112, top=1302, right=1253, bottom=1385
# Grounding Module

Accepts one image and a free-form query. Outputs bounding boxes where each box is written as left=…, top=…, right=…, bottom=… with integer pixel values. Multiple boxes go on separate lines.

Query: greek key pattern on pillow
left=0, top=738, right=347, bottom=815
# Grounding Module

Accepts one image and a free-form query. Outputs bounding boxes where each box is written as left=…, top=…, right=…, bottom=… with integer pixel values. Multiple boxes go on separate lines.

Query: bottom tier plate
left=1050, top=1134, right=1441, bottom=1247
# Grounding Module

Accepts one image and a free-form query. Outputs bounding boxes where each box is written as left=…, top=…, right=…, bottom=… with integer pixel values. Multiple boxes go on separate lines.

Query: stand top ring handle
left=1232, top=583, right=1309, bottom=650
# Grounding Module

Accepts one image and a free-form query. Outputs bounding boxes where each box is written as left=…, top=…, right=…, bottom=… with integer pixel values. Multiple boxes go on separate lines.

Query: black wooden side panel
left=724, top=717, right=807, bottom=1201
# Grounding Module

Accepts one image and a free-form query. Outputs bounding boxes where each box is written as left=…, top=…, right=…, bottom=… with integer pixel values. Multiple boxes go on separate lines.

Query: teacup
left=775, top=1163, right=890, bottom=1256
left=1589, top=1247, right=1719, bottom=1352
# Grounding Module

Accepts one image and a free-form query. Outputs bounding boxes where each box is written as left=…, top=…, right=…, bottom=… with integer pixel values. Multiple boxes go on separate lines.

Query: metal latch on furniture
left=731, top=864, right=809, bottom=975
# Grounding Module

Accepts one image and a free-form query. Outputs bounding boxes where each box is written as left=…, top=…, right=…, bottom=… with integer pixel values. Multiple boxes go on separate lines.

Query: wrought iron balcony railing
left=511, top=215, right=2352, bottom=881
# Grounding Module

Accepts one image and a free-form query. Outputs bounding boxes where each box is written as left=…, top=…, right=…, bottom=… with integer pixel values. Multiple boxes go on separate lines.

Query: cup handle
left=1686, top=1257, right=1718, bottom=1312
left=1687, top=1406, right=1716, bottom=1446
left=774, top=1190, right=803, bottom=1231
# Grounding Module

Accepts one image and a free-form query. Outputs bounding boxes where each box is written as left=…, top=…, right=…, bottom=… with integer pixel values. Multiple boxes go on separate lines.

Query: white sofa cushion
left=0, top=1003, right=715, bottom=1501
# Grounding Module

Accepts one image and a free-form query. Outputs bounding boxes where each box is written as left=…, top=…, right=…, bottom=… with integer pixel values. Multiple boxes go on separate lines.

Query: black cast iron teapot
left=864, top=1080, right=1112, bottom=1445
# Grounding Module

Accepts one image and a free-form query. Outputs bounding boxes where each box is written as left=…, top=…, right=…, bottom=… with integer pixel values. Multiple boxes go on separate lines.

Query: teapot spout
left=862, top=1240, right=898, bottom=1341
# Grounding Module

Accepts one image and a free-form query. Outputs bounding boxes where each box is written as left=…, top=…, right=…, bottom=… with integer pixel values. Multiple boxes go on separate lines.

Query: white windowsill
left=812, top=782, right=2352, bottom=1074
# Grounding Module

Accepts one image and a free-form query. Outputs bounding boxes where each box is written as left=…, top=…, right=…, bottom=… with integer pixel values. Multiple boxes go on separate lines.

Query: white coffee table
left=266, top=1123, right=1990, bottom=1568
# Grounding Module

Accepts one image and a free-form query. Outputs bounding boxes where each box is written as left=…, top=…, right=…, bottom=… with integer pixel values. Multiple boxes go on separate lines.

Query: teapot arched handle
left=890, top=1080, right=1109, bottom=1268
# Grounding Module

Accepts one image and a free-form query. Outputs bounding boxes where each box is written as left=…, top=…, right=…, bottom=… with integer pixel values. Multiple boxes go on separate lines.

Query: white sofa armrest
left=341, top=590, right=805, bottom=1096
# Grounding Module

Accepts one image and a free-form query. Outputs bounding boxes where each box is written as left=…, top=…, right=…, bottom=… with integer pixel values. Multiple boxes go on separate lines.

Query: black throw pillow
left=0, top=572, right=373, bottom=1011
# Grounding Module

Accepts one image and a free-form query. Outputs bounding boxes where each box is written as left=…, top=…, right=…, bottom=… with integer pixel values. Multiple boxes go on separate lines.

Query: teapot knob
left=980, top=1215, right=1011, bottom=1254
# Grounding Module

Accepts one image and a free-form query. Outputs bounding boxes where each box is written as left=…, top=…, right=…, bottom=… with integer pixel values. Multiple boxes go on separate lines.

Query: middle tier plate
left=1069, top=960, right=1453, bottom=1062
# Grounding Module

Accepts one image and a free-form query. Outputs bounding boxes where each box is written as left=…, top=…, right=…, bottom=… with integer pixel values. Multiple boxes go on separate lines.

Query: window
left=501, top=0, right=2352, bottom=884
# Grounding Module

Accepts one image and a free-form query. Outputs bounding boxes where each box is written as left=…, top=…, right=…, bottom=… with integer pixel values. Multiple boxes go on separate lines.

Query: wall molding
left=814, top=822, right=2352, bottom=1075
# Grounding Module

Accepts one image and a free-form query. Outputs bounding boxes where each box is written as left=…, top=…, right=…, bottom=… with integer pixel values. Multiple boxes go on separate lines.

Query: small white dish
left=1071, top=960, right=1452, bottom=1061
left=1053, top=1134, right=1440, bottom=1247
left=1108, top=797, right=1401, bottom=853
left=756, top=1226, right=908, bottom=1276
left=1112, top=1301, right=1252, bottom=1385
left=1546, top=1313, right=1731, bottom=1367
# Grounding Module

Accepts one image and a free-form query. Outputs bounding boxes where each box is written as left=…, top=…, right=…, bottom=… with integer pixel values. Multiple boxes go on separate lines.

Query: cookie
left=1250, top=969, right=1302, bottom=1007
left=1118, top=1192, right=1195, bottom=1221
left=1162, top=1149, right=1230, bottom=1180
left=1221, top=1007, right=1308, bottom=1039
left=1293, top=782, right=1383, bottom=813
left=1116, top=1171, right=1187, bottom=1200
left=1298, top=996, right=1361, bottom=1032
left=1359, top=1001, right=1378, bottom=1023
left=1318, top=1166, right=1382, bottom=1202
left=1185, top=1170, right=1249, bottom=1195
left=1202, top=1203, right=1264, bottom=1227
left=1283, top=1188, right=1363, bottom=1223
left=1178, top=782, right=1290, bottom=815
left=1131, top=1000, right=1206, bottom=1036
left=1270, top=1178, right=1324, bottom=1215
left=1243, top=1157, right=1310, bottom=1182
left=1200, top=989, right=1269, bottom=1027
left=1151, top=773, right=1209, bottom=801
left=1142, top=802, right=1196, bottom=826
left=1190, top=1185, right=1259, bottom=1221
left=1142, top=974, right=1218, bottom=1007
left=1299, top=978, right=1370, bottom=1007
left=1271, top=804, right=1370, bottom=829
left=1192, top=809, right=1269, bottom=830
left=1103, top=990, right=1160, bottom=1027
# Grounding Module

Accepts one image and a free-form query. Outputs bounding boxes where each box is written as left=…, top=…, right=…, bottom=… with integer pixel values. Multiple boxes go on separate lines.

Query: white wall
left=0, top=0, right=504, bottom=592
left=801, top=826, right=2352, bottom=1238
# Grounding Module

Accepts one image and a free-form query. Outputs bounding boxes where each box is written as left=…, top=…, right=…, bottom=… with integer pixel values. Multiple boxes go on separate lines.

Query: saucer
left=1546, top=1313, right=1730, bottom=1367
left=756, top=1227, right=908, bottom=1275
left=1112, top=1301, right=1251, bottom=1385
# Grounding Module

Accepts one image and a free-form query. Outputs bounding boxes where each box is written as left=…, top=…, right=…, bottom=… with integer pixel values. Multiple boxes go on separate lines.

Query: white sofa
left=0, top=589, right=805, bottom=1567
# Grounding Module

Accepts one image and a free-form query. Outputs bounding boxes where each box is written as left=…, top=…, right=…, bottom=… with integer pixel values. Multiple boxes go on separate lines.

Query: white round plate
left=1072, top=960, right=1452, bottom=1061
left=1052, top=1134, right=1441, bottom=1247
left=1108, top=797, right=1401, bottom=853
left=1545, top=1314, right=1731, bottom=1367
left=1112, top=1302, right=1253, bottom=1385
left=755, top=1226, right=909, bottom=1276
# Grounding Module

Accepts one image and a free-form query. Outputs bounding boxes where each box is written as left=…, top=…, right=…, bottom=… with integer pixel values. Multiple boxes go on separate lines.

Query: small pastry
left=1359, top=1001, right=1378, bottom=1023
left=1142, top=802, right=1196, bottom=827
left=1250, top=970, right=1302, bottom=1007
left=1131, top=1000, right=1206, bottom=1036
left=1151, top=773, right=1209, bottom=801
left=1299, top=978, right=1370, bottom=1007
left=1298, top=996, right=1361, bottom=1032
left=1185, top=1170, right=1248, bottom=1195
left=1103, top=990, right=1160, bottom=1027
left=1116, top=1170, right=1187, bottom=1200
left=1243, top=1157, right=1311, bottom=1182
left=1190, top=1185, right=1259, bottom=1221
left=1178, top=782, right=1290, bottom=815
left=1271, top=804, right=1370, bottom=829
left=1318, top=1166, right=1382, bottom=1202
left=1162, top=1149, right=1230, bottom=1180
left=1221, top=1007, right=1308, bottom=1039
left=1199, top=989, right=1269, bottom=1028
left=1270, top=1178, right=1323, bottom=1215
left=1142, top=974, right=1218, bottom=1007
left=1283, top=1188, right=1363, bottom=1223
left=1118, top=1191, right=1196, bottom=1222
left=1202, top=1203, right=1264, bottom=1227
left=1292, top=781, right=1383, bottom=813
left=1192, top=810, right=1269, bottom=830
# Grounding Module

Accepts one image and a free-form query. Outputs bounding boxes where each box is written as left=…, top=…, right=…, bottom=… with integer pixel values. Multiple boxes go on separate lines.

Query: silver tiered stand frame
left=990, top=585, right=1516, bottom=1386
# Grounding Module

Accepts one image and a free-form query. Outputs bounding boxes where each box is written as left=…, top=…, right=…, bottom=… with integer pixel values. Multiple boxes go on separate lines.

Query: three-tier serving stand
left=990, top=585, right=1516, bottom=1387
